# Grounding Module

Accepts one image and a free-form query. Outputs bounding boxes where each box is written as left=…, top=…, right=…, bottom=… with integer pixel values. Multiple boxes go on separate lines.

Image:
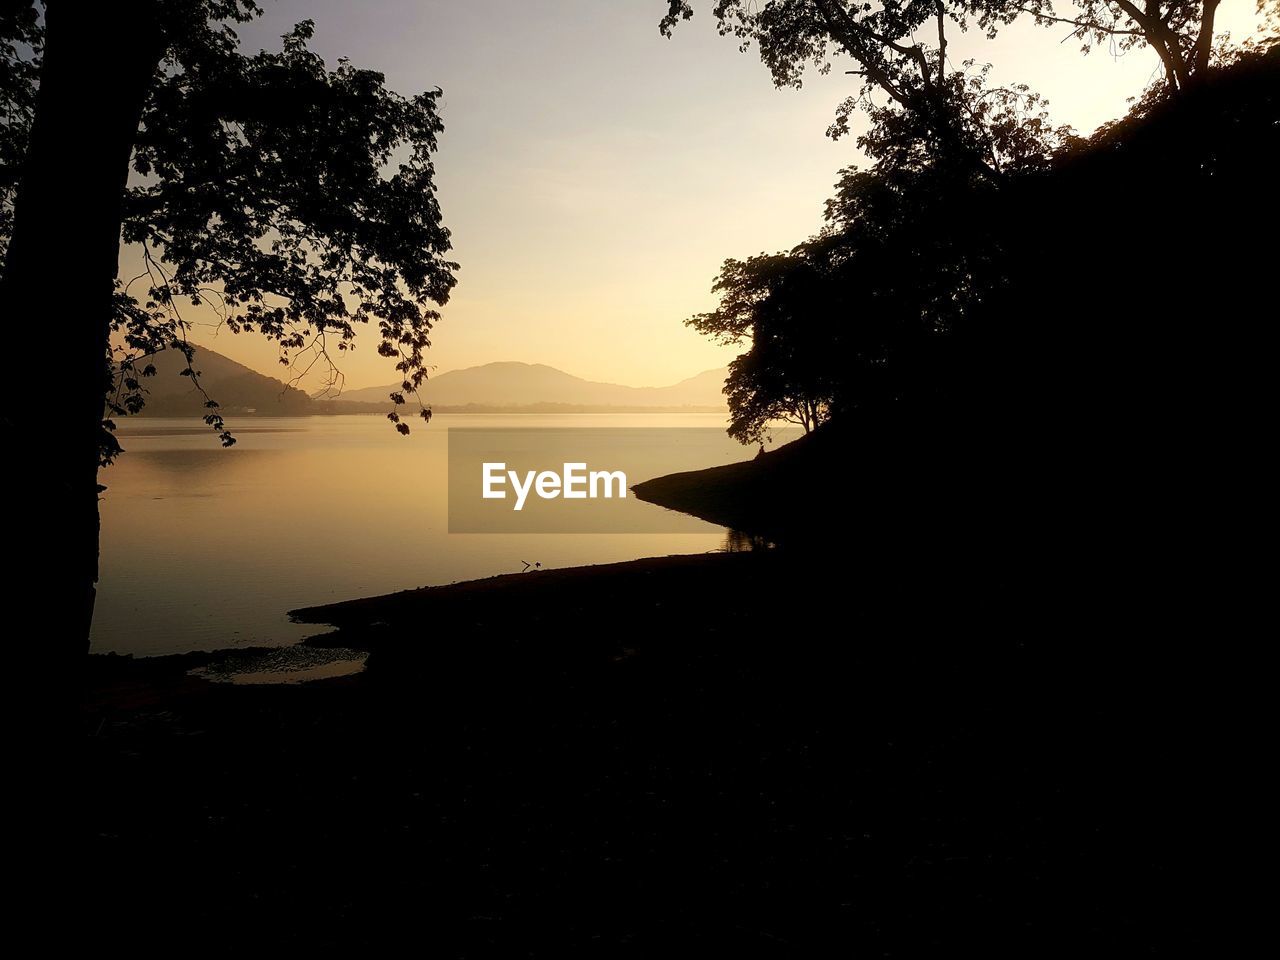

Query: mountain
left=122, top=349, right=728, bottom=416
left=122, top=345, right=314, bottom=416
left=339, top=361, right=728, bottom=409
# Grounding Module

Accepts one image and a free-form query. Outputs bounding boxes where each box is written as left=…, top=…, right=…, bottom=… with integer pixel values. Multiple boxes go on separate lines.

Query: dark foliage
left=678, top=45, right=1278, bottom=596
left=663, top=2, right=1081, bottom=177
left=0, top=0, right=40, bottom=266
left=1, top=3, right=457, bottom=462
left=0, top=1, right=459, bottom=659
left=1019, top=0, right=1235, bottom=95
left=119, top=18, right=457, bottom=447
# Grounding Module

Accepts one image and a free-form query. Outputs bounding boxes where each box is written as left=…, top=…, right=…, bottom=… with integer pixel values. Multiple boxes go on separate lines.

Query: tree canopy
left=2, top=2, right=458, bottom=460
left=661, top=1, right=1065, bottom=175
left=0, top=1, right=41, bottom=267
left=1020, top=0, right=1226, bottom=93
left=690, top=252, right=837, bottom=442
left=691, top=158, right=1004, bottom=444
left=659, top=1, right=1250, bottom=172
left=665, top=1, right=1275, bottom=448
left=0, top=0, right=459, bottom=658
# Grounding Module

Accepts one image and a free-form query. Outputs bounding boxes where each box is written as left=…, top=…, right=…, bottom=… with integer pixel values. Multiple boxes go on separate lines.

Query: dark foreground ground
left=80, top=549, right=1194, bottom=953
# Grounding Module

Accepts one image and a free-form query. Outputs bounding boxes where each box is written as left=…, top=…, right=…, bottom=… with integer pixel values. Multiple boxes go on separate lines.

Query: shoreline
left=81, top=535, right=1147, bottom=951
left=87, top=550, right=775, bottom=680
left=79, top=485, right=1181, bottom=954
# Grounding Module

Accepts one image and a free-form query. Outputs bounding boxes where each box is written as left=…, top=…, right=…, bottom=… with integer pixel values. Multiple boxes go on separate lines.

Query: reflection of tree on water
left=723, top=529, right=772, bottom=553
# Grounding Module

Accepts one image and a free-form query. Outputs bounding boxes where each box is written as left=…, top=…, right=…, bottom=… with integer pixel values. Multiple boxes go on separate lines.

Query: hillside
left=340, top=361, right=728, bottom=409
left=124, top=346, right=314, bottom=416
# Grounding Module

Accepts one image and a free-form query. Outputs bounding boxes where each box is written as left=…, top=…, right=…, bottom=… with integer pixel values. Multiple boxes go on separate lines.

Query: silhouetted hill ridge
left=122, top=348, right=729, bottom=416
left=122, top=345, right=313, bottom=416
left=340, top=361, right=728, bottom=408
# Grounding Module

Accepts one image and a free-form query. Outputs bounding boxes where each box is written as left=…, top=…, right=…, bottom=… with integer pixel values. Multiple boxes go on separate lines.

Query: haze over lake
left=94, top=413, right=777, bottom=656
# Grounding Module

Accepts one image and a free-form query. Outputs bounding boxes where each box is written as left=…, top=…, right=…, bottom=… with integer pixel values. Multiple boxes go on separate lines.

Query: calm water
left=93, top=414, right=772, bottom=656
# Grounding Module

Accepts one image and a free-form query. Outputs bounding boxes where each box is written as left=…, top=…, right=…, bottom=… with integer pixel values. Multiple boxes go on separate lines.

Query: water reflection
left=96, top=415, right=786, bottom=657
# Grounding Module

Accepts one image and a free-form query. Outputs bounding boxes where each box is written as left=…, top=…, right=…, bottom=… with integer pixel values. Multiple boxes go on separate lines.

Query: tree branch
left=1015, top=5, right=1144, bottom=37
left=1112, top=0, right=1193, bottom=88
left=936, top=2, right=948, bottom=73
left=810, top=0, right=911, bottom=106
left=1193, top=0, right=1221, bottom=76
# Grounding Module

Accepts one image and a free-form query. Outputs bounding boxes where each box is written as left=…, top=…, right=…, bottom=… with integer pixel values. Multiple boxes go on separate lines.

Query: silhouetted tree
left=0, top=1, right=457, bottom=664
left=726, top=349, right=831, bottom=441
left=1020, top=0, right=1234, bottom=93
left=690, top=252, right=836, bottom=442
left=691, top=134, right=1054, bottom=443
left=668, top=0, right=1275, bottom=457
left=0, top=2, right=38, bottom=265
left=659, top=1, right=1274, bottom=166
left=660, top=1, right=1060, bottom=175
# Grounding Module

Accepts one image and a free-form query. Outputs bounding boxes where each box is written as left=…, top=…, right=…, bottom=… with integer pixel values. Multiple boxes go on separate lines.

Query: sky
left=119, top=1, right=1264, bottom=390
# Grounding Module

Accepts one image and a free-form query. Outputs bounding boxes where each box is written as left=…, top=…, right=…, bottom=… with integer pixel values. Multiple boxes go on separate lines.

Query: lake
left=93, top=413, right=778, bottom=656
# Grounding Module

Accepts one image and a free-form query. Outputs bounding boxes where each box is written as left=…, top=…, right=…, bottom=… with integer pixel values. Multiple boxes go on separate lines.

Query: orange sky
left=116, top=1, right=1265, bottom=391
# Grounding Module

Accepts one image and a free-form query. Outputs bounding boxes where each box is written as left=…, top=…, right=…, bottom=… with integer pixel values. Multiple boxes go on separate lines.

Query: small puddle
left=189, top=645, right=367, bottom=685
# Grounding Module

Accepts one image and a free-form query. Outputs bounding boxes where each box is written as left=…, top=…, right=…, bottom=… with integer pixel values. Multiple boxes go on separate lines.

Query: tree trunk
left=1193, top=0, right=1221, bottom=79
left=0, top=3, right=163, bottom=686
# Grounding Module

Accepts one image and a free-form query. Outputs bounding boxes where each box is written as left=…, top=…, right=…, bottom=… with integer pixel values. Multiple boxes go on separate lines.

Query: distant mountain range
left=123, top=348, right=728, bottom=416
left=341, top=361, right=728, bottom=410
